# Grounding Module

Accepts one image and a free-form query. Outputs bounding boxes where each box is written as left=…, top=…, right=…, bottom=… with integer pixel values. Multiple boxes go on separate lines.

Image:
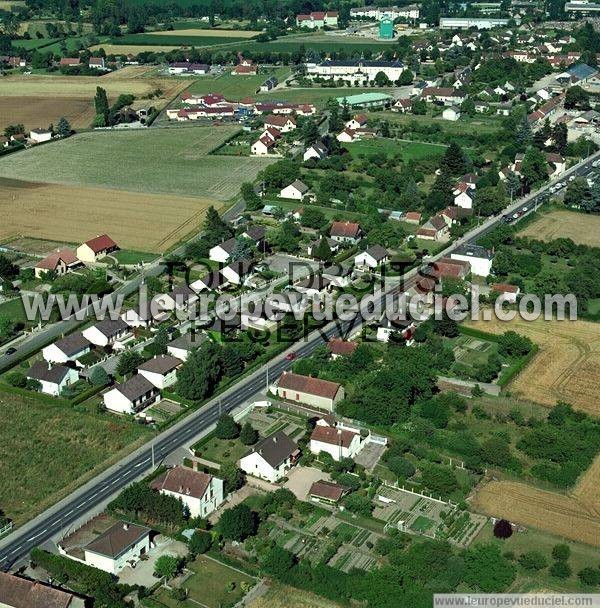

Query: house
left=76, top=234, right=118, bottom=263
left=88, top=56, right=106, bottom=70
left=0, top=572, right=86, bottom=608
left=168, top=62, right=209, bottom=75
left=376, top=316, right=416, bottom=343
left=426, top=257, right=470, bottom=280
left=241, top=225, right=267, bottom=246
left=321, top=264, right=351, bottom=288
left=345, top=114, right=368, bottom=130
left=260, top=76, right=278, bottom=92
left=308, top=237, right=339, bottom=257
left=393, top=98, right=412, bottom=113
left=83, top=521, right=151, bottom=574
left=159, top=284, right=199, bottom=310
left=29, top=128, right=52, bottom=143
left=191, top=270, right=227, bottom=292
left=82, top=318, right=130, bottom=347
left=310, top=423, right=363, bottom=461
left=327, top=338, right=358, bottom=359
left=275, top=371, right=344, bottom=411
left=451, top=244, right=494, bottom=277
left=453, top=182, right=475, bottom=209
left=239, top=431, right=300, bottom=483
left=421, top=87, right=467, bottom=106
left=354, top=245, right=389, bottom=269
left=294, top=274, right=331, bottom=297
left=280, top=180, right=309, bottom=200
left=251, top=134, right=276, bottom=156
left=491, top=283, right=520, bottom=303
left=151, top=465, right=225, bottom=517
left=546, top=152, right=566, bottom=177
left=121, top=300, right=169, bottom=328
left=309, top=480, right=349, bottom=504
left=264, top=114, right=296, bottom=132
left=404, top=211, right=422, bottom=224
left=34, top=248, right=80, bottom=278
left=442, top=106, right=461, bottom=121
left=304, top=141, right=328, bottom=162
left=103, top=374, right=160, bottom=414
left=138, top=355, right=182, bottom=389
left=42, top=332, right=91, bottom=364
left=416, top=215, right=449, bottom=240
left=336, top=128, right=356, bottom=143
left=209, top=237, right=237, bottom=263
left=26, top=361, right=79, bottom=396
left=296, top=10, right=338, bottom=28
left=330, top=221, right=362, bottom=244
left=232, top=62, right=258, bottom=75
left=221, top=259, right=253, bottom=285
left=167, top=331, right=208, bottom=361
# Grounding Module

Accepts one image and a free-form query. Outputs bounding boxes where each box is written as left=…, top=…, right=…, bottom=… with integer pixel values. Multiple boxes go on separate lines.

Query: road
left=0, top=151, right=598, bottom=570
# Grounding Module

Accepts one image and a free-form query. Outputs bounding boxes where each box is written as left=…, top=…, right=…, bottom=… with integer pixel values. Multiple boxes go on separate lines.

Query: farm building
left=76, top=234, right=118, bottom=263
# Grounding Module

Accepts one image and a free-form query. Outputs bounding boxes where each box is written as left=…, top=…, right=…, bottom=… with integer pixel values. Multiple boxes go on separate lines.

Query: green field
left=110, top=33, right=252, bottom=47
left=11, top=37, right=62, bottom=50
left=0, top=390, right=151, bottom=524
left=223, top=38, right=403, bottom=54
left=0, top=127, right=275, bottom=200
left=260, top=86, right=394, bottom=108
left=192, top=434, right=248, bottom=465
left=110, top=249, right=159, bottom=265
left=411, top=515, right=436, bottom=533
left=345, top=138, right=447, bottom=161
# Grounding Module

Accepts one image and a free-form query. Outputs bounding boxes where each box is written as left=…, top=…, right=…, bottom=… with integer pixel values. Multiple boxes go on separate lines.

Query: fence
left=381, top=481, right=458, bottom=509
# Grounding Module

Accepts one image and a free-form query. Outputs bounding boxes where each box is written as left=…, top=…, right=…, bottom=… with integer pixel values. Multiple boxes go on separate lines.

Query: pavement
left=283, top=466, right=330, bottom=501
left=0, top=151, right=599, bottom=570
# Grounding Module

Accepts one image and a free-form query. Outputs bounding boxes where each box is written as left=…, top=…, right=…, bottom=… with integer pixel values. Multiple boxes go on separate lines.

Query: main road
left=0, top=151, right=598, bottom=570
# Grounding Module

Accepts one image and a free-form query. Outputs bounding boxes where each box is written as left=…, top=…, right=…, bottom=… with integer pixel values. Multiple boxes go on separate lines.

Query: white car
left=522, top=206, right=528, bottom=212
left=568, top=175, right=576, bottom=182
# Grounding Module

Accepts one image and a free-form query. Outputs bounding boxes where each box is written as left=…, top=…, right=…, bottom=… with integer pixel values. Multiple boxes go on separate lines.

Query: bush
left=578, top=567, right=600, bottom=586
left=552, top=543, right=571, bottom=562
left=188, top=530, right=212, bottom=555
left=343, top=493, right=372, bottom=517
left=215, top=414, right=240, bottom=440
left=518, top=551, right=548, bottom=571
left=550, top=561, right=572, bottom=579
left=493, top=519, right=513, bottom=539
left=219, top=504, right=257, bottom=541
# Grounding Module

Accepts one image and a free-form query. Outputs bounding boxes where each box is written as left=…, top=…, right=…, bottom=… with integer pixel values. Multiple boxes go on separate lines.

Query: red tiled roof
left=405, top=211, right=422, bottom=221
left=151, top=465, right=212, bottom=499
left=84, top=234, right=117, bottom=253
left=264, top=114, right=296, bottom=127
left=311, top=425, right=357, bottom=447
left=309, top=480, right=348, bottom=502
left=491, top=283, right=519, bottom=294
left=278, top=371, right=342, bottom=400
left=331, top=221, right=361, bottom=238
left=36, top=248, right=78, bottom=271
left=0, top=572, right=77, bottom=608
left=327, top=338, right=358, bottom=357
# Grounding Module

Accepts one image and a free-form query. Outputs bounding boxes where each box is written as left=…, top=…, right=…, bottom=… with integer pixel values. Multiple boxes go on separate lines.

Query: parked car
left=285, top=352, right=297, bottom=361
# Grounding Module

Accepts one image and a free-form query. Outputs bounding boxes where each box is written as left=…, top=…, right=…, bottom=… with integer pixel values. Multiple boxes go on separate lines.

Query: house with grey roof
left=167, top=331, right=208, bottom=361
left=42, top=332, right=91, bottom=364
left=26, top=361, right=79, bottom=396
left=239, top=431, right=300, bottom=483
left=138, top=354, right=182, bottom=389
left=103, top=373, right=160, bottom=414
left=82, top=318, right=131, bottom=347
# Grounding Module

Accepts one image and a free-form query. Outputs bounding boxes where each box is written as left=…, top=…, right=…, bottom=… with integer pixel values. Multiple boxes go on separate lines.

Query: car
left=4, top=347, right=16, bottom=356
left=285, top=352, right=297, bottom=361
left=522, top=206, right=528, bottom=213
left=568, top=175, right=576, bottom=182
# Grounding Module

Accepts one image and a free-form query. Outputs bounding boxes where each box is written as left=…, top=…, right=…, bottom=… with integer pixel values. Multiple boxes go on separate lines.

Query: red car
left=285, top=352, right=297, bottom=361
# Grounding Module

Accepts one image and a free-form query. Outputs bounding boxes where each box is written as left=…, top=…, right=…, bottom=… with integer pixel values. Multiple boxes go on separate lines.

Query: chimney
left=123, top=523, right=129, bottom=531
left=273, top=436, right=277, bottom=443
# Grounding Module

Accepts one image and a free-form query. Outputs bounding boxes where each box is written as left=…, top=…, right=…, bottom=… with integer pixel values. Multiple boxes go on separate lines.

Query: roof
left=278, top=371, right=342, bottom=400
left=452, top=243, right=494, bottom=260
left=138, top=355, right=182, bottom=375
left=168, top=283, right=197, bottom=303
left=264, top=114, right=295, bottom=127
left=335, top=92, right=394, bottom=105
left=286, top=179, right=309, bottom=193
left=244, top=431, right=298, bottom=468
left=331, top=221, right=361, bottom=238
left=363, top=245, right=388, bottom=261
left=83, top=234, right=117, bottom=254
left=168, top=331, right=207, bottom=351
left=295, top=275, right=331, bottom=291
left=491, top=283, right=519, bottom=293
left=89, top=318, right=129, bottom=338
left=405, top=211, right=422, bottom=220
left=212, top=237, right=237, bottom=254
left=53, top=332, right=90, bottom=357
left=243, top=225, right=266, bottom=241
left=223, top=259, right=253, bottom=277
left=309, top=480, right=348, bottom=502
left=567, top=63, right=597, bottom=81
left=0, top=572, right=78, bottom=608
left=85, top=521, right=150, bottom=558
left=27, top=361, right=71, bottom=384
left=327, top=338, right=358, bottom=357
left=35, top=248, right=78, bottom=271
left=311, top=424, right=358, bottom=447
left=115, top=374, right=156, bottom=401
left=151, top=465, right=212, bottom=499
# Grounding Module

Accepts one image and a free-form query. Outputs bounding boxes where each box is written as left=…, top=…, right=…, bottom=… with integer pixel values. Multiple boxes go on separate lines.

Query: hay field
left=0, top=127, right=274, bottom=200
left=518, top=210, right=600, bottom=247
left=472, top=480, right=600, bottom=547
left=152, top=28, right=260, bottom=38
left=248, top=584, right=343, bottom=608
left=0, top=96, right=96, bottom=131
left=0, top=178, right=219, bottom=252
left=464, top=315, right=600, bottom=416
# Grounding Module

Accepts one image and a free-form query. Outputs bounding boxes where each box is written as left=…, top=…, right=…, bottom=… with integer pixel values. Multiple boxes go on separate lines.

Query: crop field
left=248, top=583, right=344, bottom=608
left=464, top=315, right=600, bottom=416
left=151, top=28, right=259, bottom=38
left=0, top=178, right=221, bottom=252
left=107, top=32, right=252, bottom=47
left=0, top=390, right=151, bottom=525
left=0, top=126, right=274, bottom=200
left=0, top=96, right=96, bottom=131
left=518, top=209, right=600, bottom=247
left=472, top=480, right=600, bottom=547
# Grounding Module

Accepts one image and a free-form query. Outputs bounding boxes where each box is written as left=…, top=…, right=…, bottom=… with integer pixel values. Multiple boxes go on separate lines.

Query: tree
left=220, top=463, right=245, bottom=493
left=116, top=350, right=144, bottom=377
left=327, top=98, right=342, bottom=133
left=553, top=123, right=568, bottom=155
left=578, top=567, right=600, bottom=586
left=386, top=456, right=416, bottom=479
left=550, top=561, right=571, bottom=579
left=177, top=342, right=223, bottom=401
left=398, top=69, right=413, bottom=85
left=476, top=186, right=506, bottom=217
left=154, top=555, right=182, bottom=580
left=441, top=142, right=468, bottom=175
left=464, top=544, right=516, bottom=592
left=215, top=414, right=240, bottom=440
left=153, top=325, right=169, bottom=355
left=261, top=546, right=295, bottom=578
left=0, top=254, right=18, bottom=280
left=515, top=113, right=532, bottom=150
left=90, top=366, right=109, bottom=387
left=94, top=86, right=109, bottom=123
left=521, top=146, right=548, bottom=189
left=302, top=118, right=320, bottom=146
left=343, top=493, right=373, bottom=517
left=518, top=551, right=548, bottom=571
left=493, top=519, right=513, bottom=539
left=552, top=544, right=571, bottom=562
left=240, top=422, right=259, bottom=445
left=231, top=236, right=255, bottom=262
left=497, top=331, right=533, bottom=358
left=221, top=345, right=244, bottom=377
left=564, top=85, right=590, bottom=110
left=188, top=530, right=211, bottom=556
left=219, top=504, right=257, bottom=541
left=203, top=205, right=232, bottom=243
left=56, top=116, right=71, bottom=138
left=240, top=182, right=261, bottom=211
left=563, top=176, right=590, bottom=208
left=300, top=208, right=325, bottom=230
left=312, top=236, right=332, bottom=261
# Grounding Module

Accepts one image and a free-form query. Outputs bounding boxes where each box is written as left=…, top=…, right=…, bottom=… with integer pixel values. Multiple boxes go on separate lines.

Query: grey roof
left=168, top=331, right=207, bottom=351
left=364, top=245, right=388, bottom=261
left=53, top=332, right=90, bottom=356
left=27, top=361, right=71, bottom=384
left=138, top=355, right=182, bottom=375
left=295, top=275, right=331, bottom=290
left=322, top=264, right=351, bottom=277
left=169, top=283, right=197, bottom=303
left=115, top=374, right=156, bottom=401
left=567, top=63, right=597, bottom=81
left=91, top=318, right=129, bottom=338
left=197, top=270, right=226, bottom=290
left=243, top=225, right=266, bottom=241
left=288, top=179, right=309, bottom=193
left=320, top=59, right=403, bottom=68
left=85, top=521, right=150, bottom=559
left=452, top=243, right=494, bottom=259
left=244, top=431, right=298, bottom=468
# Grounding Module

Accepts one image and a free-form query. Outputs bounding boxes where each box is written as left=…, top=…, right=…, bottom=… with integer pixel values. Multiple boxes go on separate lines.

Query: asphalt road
left=0, top=151, right=598, bottom=570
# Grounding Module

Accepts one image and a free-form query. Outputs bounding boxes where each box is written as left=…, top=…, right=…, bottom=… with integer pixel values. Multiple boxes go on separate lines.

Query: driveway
left=283, top=466, right=330, bottom=500
left=118, top=535, right=188, bottom=587
left=266, top=254, right=318, bottom=280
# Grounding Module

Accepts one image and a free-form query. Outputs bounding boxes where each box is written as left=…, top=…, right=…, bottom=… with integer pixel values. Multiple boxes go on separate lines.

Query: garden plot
left=246, top=408, right=307, bottom=442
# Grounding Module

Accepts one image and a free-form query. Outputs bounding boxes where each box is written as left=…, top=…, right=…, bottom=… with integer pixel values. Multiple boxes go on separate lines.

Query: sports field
left=518, top=209, right=600, bottom=248
left=464, top=315, right=600, bottom=416
left=0, top=178, right=219, bottom=252
left=0, top=126, right=274, bottom=200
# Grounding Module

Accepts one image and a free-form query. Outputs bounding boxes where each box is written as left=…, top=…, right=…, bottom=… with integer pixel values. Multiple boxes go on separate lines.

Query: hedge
left=457, top=325, right=502, bottom=343
left=0, top=383, right=71, bottom=406
left=497, top=343, right=539, bottom=388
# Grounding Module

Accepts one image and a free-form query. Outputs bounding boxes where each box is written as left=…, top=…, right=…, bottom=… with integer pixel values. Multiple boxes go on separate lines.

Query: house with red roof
left=330, top=221, right=362, bottom=244
left=296, top=11, right=338, bottom=28
left=491, top=283, right=520, bottom=304
left=263, top=114, right=296, bottom=133
left=275, top=371, right=345, bottom=411
left=76, top=234, right=118, bottom=263
left=310, top=422, right=363, bottom=461
left=327, top=338, right=358, bottom=359
left=34, top=248, right=81, bottom=278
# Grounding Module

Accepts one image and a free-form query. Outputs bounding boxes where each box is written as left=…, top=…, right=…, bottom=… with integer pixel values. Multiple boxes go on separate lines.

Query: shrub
left=518, top=551, right=548, bottom=571
left=550, top=561, right=572, bottom=579
left=493, top=519, right=513, bottom=539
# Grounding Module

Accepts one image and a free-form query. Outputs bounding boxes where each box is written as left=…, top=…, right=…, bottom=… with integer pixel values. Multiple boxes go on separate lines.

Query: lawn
left=192, top=434, right=248, bottom=465
left=247, top=582, right=344, bottom=608
left=0, top=390, right=152, bottom=524
left=151, top=555, right=255, bottom=608
left=411, top=515, right=436, bottom=533
left=0, top=297, right=34, bottom=328
left=110, top=249, right=159, bottom=265
left=345, top=138, right=447, bottom=162
left=0, top=127, right=274, bottom=200
left=518, top=209, right=600, bottom=248
left=11, top=37, right=62, bottom=50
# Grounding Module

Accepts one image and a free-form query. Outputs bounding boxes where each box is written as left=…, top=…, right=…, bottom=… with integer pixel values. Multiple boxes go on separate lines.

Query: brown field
left=464, top=315, right=600, bottom=416
left=152, top=28, right=260, bottom=38
left=0, top=0, right=24, bottom=8
left=572, top=454, right=600, bottom=516
left=472, top=479, right=600, bottom=547
left=0, top=178, right=220, bottom=252
left=518, top=209, right=600, bottom=248
left=248, top=584, right=344, bottom=608
left=0, top=96, right=96, bottom=131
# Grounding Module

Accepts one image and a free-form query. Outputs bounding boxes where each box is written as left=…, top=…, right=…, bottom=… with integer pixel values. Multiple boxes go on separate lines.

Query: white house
left=103, top=374, right=160, bottom=414
left=190, top=270, right=226, bottom=292
left=263, top=114, right=296, bottom=133
left=453, top=183, right=475, bottom=209
left=167, top=331, right=208, bottom=361
left=156, top=284, right=199, bottom=311
left=120, top=301, right=169, bottom=328
left=376, top=316, right=416, bottom=344
left=337, top=128, right=356, bottom=143
left=239, top=431, right=300, bottom=483
left=310, top=423, right=363, bottom=461
left=450, top=244, right=494, bottom=277
left=330, top=221, right=362, bottom=244
left=345, top=114, right=368, bottom=130
left=279, top=180, right=309, bottom=200
left=29, top=128, right=52, bottom=143
left=34, top=248, right=80, bottom=278
left=304, top=142, right=327, bottom=162
left=442, top=106, right=461, bottom=121
left=151, top=465, right=225, bottom=518
left=42, top=332, right=91, bottom=364
left=82, top=521, right=151, bottom=574
left=138, top=355, right=182, bottom=389
left=354, top=245, right=389, bottom=269
left=26, top=361, right=79, bottom=396
left=82, top=319, right=130, bottom=347
left=76, top=234, right=118, bottom=263
left=209, top=237, right=237, bottom=263
left=251, top=134, right=276, bottom=156
left=221, top=259, right=253, bottom=285
left=275, top=371, right=344, bottom=412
